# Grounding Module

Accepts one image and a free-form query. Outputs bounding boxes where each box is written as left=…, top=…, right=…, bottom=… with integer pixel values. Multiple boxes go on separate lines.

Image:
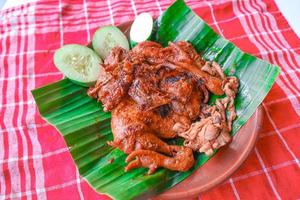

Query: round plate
left=117, top=22, right=263, bottom=200
left=155, top=106, right=262, bottom=199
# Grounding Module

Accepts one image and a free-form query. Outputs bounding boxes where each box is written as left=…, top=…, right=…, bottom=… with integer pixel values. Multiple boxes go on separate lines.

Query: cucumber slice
left=130, top=12, right=153, bottom=47
left=92, top=26, right=129, bottom=60
left=54, top=44, right=103, bottom=87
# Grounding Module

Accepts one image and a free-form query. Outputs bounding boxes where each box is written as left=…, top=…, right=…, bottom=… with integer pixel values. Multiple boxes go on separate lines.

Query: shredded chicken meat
left=88, top=41, right=239, bottom=174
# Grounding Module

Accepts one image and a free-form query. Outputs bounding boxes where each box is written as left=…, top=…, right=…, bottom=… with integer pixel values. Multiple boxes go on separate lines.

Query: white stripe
left=0, top=148, right=68, bottom=165
left=262, top=104, right=300, bottom=167
left=253, top=0, right=300, bottom=67
left=259, top=123, right=300, bottom=138
left=83, top=0, right=90, bottom=42
left=1, top=10, right=53, bottom=21
left=155, top=0, right=163, bottom=15
left=130, top=0, right=138, bottom=16
left=278, top=69, right=300, bottom=88
left=233, top=1, right=300, bottom=113
left=0, top=100, right=35, bottom=108
left=233, top=2, right=298, bottom=197
left=0, top=8, right=279, bottom=36
left=24, top=6, right=47, bottom=199
left=0, top=123, right=49, bottom=134
left=0, top=49, right=54, bottom=57
left=0, top=5, right=34, bottom=18
left=236, top=0, right=299, bottom=90
left=185, top=0, right=233, bottom=8
left=231, top=159, right=297, bottom=182
left=1, top=23, right=93, bottom=39
left=0, top=72, right=62, bottom=81
left=18, top=13, right=32, bottom=199
left=2, top=21, right=295, bottom=44
left=56, top=2, right=85, bottom=197
left=106, top=0, right=115, bottom=25
left=7, top=19, right=22, bottom=197
left=0, top=131, right=5, bottom=195
left=246, top=0, right=300, bottom=92
left=3, top=25, right=99, bottom=39
left=209, top=10, right=281, bottom=26
left=283, top=68, right=300, bottom=75
left=1, top=5, right=116, bottom=35
left=5, top=20, right=22, bottom=199
left=0, top=136, right=4, bottom=195
left=0, top=11, right=9, bottom=195
left=254, top=148, right=281, bottom=200
left=1, top=178, right=82, bottom=199
left=233, top=0, right=300, bottom=115
left=76, top=170, right=84, bottom=200
left=1, top=9, right=53, bottom=19
left=0, top=3, right=105, bottom=19
left=265, top=94, right=300, bottom=106
left=229, top=27, right=292, bottom=41
left=95, top=1, right=130, bottom=11
left=238, top=0, right=300, bottom=96
left=275, top=79, right=300, bottom=115
left=229, top=178, right=240, bottom=200
left=58, top=0, right=64, bottom=47
left=1, top=12, right=59, bottom=27
left=0, top=33, right=297, bottom=59
left=253, top=47, right=300, bottom=57
left=207, top=2, right=223, bottom=37
left=86, top=1, right=108, bottom=8
left=250, top=0, right=300, bottom=99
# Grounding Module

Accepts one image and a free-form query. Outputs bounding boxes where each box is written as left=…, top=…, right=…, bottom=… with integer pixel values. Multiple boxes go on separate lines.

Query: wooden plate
left=117, top=22, right=263, bottom=200
left=155, top=106, right=262, bottom=199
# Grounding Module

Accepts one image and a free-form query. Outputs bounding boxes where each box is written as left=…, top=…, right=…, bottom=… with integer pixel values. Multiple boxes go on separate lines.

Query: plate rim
left=156, top=106, right=263, bottom=199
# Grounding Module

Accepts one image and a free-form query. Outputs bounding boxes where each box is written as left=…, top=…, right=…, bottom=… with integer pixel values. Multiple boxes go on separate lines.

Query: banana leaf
left=32, top=0, right=280, bottom=199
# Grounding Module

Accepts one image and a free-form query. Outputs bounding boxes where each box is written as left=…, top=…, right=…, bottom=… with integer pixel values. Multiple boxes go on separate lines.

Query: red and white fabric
left=0, top=0, right=299, bottom=199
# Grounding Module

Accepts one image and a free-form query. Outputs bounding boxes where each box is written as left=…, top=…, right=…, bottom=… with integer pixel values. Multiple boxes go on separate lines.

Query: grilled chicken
left=88, top=41, right=238, bottom=174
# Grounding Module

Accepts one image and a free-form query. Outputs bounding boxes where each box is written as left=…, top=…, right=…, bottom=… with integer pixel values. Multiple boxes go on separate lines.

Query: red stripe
left=235, top=2, right=300, bottom=111
left=237, top=0, right=300, bottom=97
left=14, top=24, right=27, bottom=195
left=21, top=25, right=35, bottom=196
left=253, top=0, right=300, bottom=66
left=1, top=35, right=12, bottom=197
left=248, top=0, right=300, bottom=78
left=245, top=0, right=300, bottom=74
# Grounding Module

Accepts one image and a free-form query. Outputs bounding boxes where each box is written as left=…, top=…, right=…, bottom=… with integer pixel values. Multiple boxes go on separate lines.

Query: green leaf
left=32, top=0, right=279, bottom=199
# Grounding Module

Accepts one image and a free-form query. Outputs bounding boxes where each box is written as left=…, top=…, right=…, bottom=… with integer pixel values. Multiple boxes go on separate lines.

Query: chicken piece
left=132, top=41, right=224, bottom=95
left=166, top=42, right=224, bottom=95
left=159, top=71, right=194, bottom=103
left=132, top=41, right=163, bottom=58
left=167, top=41, right=201, bottom=65
left=88, top=47, right=133, bottom=111
left=109, top=98, right=194, bottom=174
left=128, top=63, right=171, bottom=110
left=88, top=41, right=238, bottom=173
left=201, top=61, right=226, bottom=79
left=178, top=76, right=239, bottom=155
left=125, top=146, right=194, bottom=174
left=108, top=66, right=203, bottom=173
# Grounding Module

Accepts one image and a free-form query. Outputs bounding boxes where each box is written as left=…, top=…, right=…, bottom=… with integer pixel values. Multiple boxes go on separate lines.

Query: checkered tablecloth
left=0, top=0, right=299, bottom=199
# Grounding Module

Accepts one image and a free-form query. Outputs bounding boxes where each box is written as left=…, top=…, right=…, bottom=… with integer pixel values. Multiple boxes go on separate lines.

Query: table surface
left=2, top=0, right=300, bottom=38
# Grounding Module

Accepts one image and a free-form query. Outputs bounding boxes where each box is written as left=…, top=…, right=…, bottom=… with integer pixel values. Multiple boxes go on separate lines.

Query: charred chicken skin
left=88, top=41, right=238, bottom=174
